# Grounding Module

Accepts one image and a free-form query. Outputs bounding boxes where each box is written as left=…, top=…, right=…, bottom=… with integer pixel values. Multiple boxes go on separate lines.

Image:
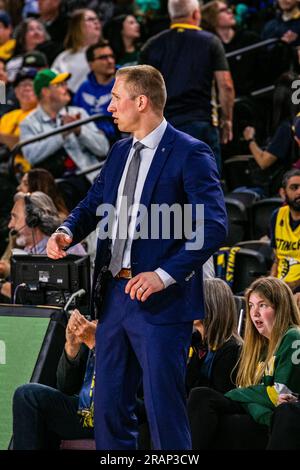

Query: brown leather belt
left=114, top=268, right=132, bottom=279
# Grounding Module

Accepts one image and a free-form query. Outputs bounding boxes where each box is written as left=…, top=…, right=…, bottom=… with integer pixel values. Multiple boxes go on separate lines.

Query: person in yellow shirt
left=0, top=67, right=37, bottom=173
left=0, top=10, right=15, bottom=61
left=270, top=169, right=300, bottom=290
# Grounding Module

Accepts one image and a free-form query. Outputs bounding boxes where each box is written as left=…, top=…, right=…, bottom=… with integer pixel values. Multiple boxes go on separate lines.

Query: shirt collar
left=24, top=236, right=49, bottom=254
left=132, top=118, right=168, bottom=150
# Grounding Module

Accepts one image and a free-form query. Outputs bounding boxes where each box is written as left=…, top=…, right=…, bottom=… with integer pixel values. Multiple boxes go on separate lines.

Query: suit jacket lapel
left=139, top=124, right=176, bottom=209
left=105, top=139, right=132, bottom=205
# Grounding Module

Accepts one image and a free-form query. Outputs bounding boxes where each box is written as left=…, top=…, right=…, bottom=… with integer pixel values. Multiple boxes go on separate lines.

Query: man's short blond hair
left=116, top=65, right=167, bottom=113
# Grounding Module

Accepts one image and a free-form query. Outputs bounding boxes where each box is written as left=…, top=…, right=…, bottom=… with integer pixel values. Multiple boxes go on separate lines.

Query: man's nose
left=107, top=101, right=114, bottom=113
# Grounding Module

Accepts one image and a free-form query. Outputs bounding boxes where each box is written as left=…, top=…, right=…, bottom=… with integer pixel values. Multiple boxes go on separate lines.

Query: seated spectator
left=201, top=1, right=264, bottom=157
left=186, top=278, right=242, bottom=395
left=270, top=168, right=300, bottom=291
left=12, top=309, right=96, bottom=449
left=241, top=72, right=299, bottom=197
left=262, top=0, right=300, bottom=47
left=103, top=14, right=141, bottom=67
left=0, top=191, right=86, bottom=299
left=188, top=277, right=300, bottom=450
left=0, top=58, right=17, bottom=117
left=19, top=68, right=109, bottom=207
left=17, top=168, right=68, bottom=218
left=0, top=168, right=68, bottom=280
left=0, top=10, right=15, bottom=61
left=6, top=17, right=50, bottom=82
left=22, top=49, right=48, bottom=70
left=37, top=0, right=68, bottom=64
left=52, top=9, right=102, bottom=94
left=0, top=67, right=38, bottom=174
left=73, top=40, right=119, bottom=144
left=201, top=1, right=261, bottom=97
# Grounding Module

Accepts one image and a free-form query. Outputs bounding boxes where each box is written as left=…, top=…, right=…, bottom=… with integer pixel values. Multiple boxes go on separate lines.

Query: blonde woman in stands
left=52, top=9, right=102, bottom=93
left=188, top=276, right=300, bottom=449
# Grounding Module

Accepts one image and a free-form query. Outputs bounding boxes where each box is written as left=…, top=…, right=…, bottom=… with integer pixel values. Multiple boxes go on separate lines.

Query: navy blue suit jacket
left=63, top=123, right=227, bottom=324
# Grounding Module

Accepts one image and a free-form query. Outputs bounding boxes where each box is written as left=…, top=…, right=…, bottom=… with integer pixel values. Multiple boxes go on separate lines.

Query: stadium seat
left=224, top=196, right=248, bottom=245
left=236, top=240, right=274, bottom=270
left=232, top=248, right=269, bottom=294
left=223, top=155, right=254, bottom=191
left=251, top=197, right=282, bottom=239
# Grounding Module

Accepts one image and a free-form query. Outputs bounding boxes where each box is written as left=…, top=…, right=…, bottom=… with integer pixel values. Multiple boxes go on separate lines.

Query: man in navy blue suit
left=47, top=65, right=227, bottom=450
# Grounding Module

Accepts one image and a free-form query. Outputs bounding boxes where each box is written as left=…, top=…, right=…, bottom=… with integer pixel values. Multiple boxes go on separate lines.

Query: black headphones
left=24, top=194, right=43, bottom=228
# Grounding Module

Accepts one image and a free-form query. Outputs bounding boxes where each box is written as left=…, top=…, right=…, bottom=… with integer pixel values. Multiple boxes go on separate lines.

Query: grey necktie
left=109, top=141, right=145, bottom=277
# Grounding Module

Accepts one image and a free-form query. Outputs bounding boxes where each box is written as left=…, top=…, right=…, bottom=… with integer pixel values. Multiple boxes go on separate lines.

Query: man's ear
left=137, top=94, right=148, bottom=111
left=279, top=187, right=286, bottom=201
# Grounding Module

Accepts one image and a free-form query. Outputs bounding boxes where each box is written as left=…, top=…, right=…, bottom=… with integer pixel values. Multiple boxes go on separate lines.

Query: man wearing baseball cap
left=19, top=69, right=109, bottom=207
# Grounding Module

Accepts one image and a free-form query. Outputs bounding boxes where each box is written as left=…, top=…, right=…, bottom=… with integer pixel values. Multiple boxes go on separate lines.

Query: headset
left=24, top=194, right=43, bottom=229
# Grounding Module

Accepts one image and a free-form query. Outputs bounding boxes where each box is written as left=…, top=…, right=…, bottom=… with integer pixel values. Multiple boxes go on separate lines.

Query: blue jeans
left=12, top=383, right=94, bottom=450
left=175, top=121, right=221, bottom=173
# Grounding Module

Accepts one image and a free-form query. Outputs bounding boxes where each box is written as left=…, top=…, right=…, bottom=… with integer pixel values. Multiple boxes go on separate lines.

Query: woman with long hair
left=52, top=9, right=102, bottom=93
left=188, top=277, right=300, bottom=449
left=17, top=168, right=68, bottom=219
left=186, top=278, right=242, bottom=395
left=103, top=14, right=141, bottom=67
left=6, top=17, right=50, bottom=82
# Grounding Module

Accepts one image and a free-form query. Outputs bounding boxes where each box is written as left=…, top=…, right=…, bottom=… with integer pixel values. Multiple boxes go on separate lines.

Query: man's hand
left=125, top=272, right=165, bottom=302
left=281, top=30, right=298, bottom=44
left=62, top=113, right=81, bottom=137
left=220, top=120, right=233, bottom=144
left=46, top=233, right=72, bottom=259
left=65, top=309, right=97, bottom=358
left=0, top=281, right=11, bottom=299
left=243, top=126, right=255, bottom=141
left=0, top=260, right=10, bottom=278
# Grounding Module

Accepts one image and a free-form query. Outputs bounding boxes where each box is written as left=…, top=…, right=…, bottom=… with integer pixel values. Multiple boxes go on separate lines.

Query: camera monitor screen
left=11, top=254, right=91, bottom=313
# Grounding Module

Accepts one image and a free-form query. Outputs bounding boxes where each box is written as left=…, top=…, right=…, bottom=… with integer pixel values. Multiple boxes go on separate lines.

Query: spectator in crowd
left=201, top=1, right=261, bottom=97
left=188, top=277, right=300, bottom=449
left=0, top=67, right=37, bottom=147
left=37, top=0, right=68, bottom=63
left=73, top=40, right=119, bottom=144
left=242, top=72, right=299, bottom=197
left=0, top=10, right=15, bottom=61
left=19, top=68, right=109, bottom=207
left=52, top=9, right=102, bottom=94
left=103, top=14, right=141, bottom=67
left=270, top=168, right=300, bottom=291
left=0, top=58, right=17, bottom=116
left=0, top=168, right=68, bottom=280
left=6, top=17, right=50, bottom=82
left=186, top=278, right=242, bottom=396
left=0, top=191, right=86, bottom=299
left=140, top=0, right=235, bottom=172
left=12, top=309, right=96, bottom=449
left=201, top=1, right=264, bottom=156
left=22, top=49, right=48, bottom=70
left=262, top=0, right=300, bottom=46
left=0, top=67, right=38, bottom=174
